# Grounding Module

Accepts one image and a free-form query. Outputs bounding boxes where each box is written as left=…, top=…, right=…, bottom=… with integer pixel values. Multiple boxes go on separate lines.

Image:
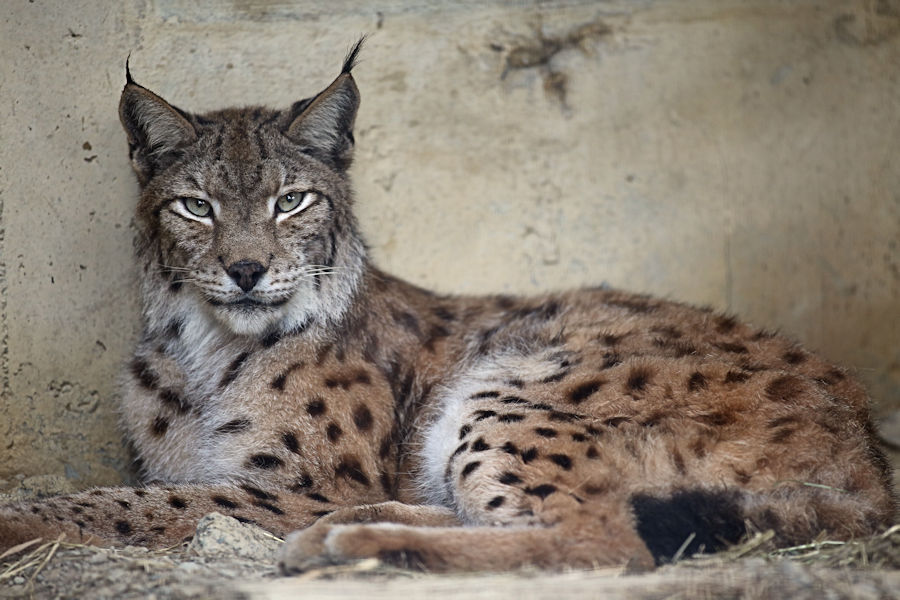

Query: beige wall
left=1, top=0, right=898, bottom=489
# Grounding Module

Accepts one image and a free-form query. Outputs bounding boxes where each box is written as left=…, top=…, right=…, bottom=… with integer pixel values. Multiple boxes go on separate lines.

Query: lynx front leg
left=279, top=517, right=654, bottom=573
left=278, top=501, right=461, bottom=571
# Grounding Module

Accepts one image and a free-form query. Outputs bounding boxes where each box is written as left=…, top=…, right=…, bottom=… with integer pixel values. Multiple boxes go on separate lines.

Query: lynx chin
left=0, top=40, right=894, bottom=573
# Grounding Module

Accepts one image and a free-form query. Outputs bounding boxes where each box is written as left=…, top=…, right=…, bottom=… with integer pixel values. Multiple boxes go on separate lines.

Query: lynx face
left=120, top=50, right=366, bottom=336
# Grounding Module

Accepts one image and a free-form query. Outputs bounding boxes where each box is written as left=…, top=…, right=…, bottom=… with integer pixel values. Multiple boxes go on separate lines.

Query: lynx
left=0, top=41, right=894, bottom=572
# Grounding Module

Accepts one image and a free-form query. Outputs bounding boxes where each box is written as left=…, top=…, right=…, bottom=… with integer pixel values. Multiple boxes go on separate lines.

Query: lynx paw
left=278, top=522, right=432, bottom=573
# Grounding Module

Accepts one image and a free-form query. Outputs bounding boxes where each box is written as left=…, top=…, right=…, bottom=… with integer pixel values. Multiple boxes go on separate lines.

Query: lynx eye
left=275, top=191, right=315, bottom=218
left=276, top=192, right=304, bottom=213
left=182, top=197, right=212, bottom=218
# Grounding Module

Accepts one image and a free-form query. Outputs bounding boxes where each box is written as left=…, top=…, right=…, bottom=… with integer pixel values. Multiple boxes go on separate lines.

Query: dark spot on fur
left=471, top=438, right=490, bottom=451
left=548, top=411, right=581, bottom=423
left=326, top=423, right=343, bottom=443
left=458, top=424, right=472, bottom=440
left=133, top=489, right=147, bottom=498
left=254, top=501, right=285, bottom=515
left=248, top=454, right=284, bottom=469
left=687, top=371, right=708, bottom=392
left=306, top=398, right=327, bottom=417
left=724, top=371, right=751, bottom=384
left=540, top=370, right=569, bottom=383
left=116, top=500, right=131, bottom=510
left=335, top=457, right=371, bottom=487
left=501, top=441, right=519, bottom=455
left=130, top=358, right=159, bottom=390
left=586, top=446, right=599, bottom=459
left=506, top=378, right=525, bottom=389
left=715, top=315, right=738, bottom=333
left=765, top=375, right=805, bottom=403
left=525, top=484, right=557, bottom=499
left=241, top=485, right=276, bottom=501
left=500, top=395, right=527, bottom=404
left=472, top=391, right=501, bottom=399
left=289, top=473, right=314, bottom=493
left=212, top=496, right=239, bottom=509
left=521, top=447, right=539, bottom=463
left=220, top=352, right=250, bottom=388
left=585, top=425, right=602, bottom=437
left=216, top=418, right=251, bottom=434
left=548, top=454, right=573, bottom=470
left=487, top=496, right=506, bottom=509
left=499, top=472, right=522, bottom=485
left=535, top=427, right=557, bottom=438
left=571, top=432, right=587, bottom=442
left=461, top=461, right=482, bottom=479
left=307, top=492, right=331, bottom=504
left=569, top=380, right=605, bottom=404
left=816, top=368, right=846, bottom=386
left=159, top=389, right=189, bottom=414
left=782, top=350, right=806, bottom=364
left=714, top=341, right=749, bottom=354
left=498, top=413, right=525, bottom=423
left=282, top=432, right=301, bottom=454
left=451, top=442, right=469, bottom=458
left=625, top=366, right=653, bottom=392
left=151, top=415, right=169, bottom=436
left=475, top=410, right=497, bottom=421
left=115, top=520, right=132, bottom=535
left=168, top=496, right=187, bottom=509
left=270, top=373, right=287, bottom=390
left=352, top=405, right=374, bottom=431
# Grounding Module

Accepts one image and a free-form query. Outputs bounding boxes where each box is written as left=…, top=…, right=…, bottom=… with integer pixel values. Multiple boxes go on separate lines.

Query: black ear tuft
left=119, top=68, right=197, bottom=185
left=342, top=36, right=366, bottom=74
left=284, top=43, right=363, bottom=172
left=125, top=54, right=135, bottom=85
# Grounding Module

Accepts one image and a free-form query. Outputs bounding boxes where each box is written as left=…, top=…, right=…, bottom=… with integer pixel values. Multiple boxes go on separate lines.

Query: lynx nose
left=226, top=260, right=266, bottom=292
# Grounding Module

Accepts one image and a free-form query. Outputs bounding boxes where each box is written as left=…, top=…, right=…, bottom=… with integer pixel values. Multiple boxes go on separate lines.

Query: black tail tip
left=342, top=36, right=367, bottom=74
left=631, top=489, right=747, bottom=565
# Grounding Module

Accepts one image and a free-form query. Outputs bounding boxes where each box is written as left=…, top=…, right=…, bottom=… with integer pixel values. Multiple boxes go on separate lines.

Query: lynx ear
left=119, top=62, right=197, bottom=184
left=284, top=40, right=363, bottom=171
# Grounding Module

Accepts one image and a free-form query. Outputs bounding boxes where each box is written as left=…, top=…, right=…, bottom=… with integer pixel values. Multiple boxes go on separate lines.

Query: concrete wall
left=1, top=0, right=898, bottom=490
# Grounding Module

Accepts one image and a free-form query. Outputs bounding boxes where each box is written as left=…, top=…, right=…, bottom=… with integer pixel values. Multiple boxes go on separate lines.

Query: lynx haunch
left=0, top=41, right=894, bottom=572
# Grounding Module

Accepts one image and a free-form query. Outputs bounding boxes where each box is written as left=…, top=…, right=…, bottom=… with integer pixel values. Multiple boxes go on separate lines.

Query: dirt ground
left=2, top=442, right=899, bottom=600
left=0, top=512, right=898, bottom=599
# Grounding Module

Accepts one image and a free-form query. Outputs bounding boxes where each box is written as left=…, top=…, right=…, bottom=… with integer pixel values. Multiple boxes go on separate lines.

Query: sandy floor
left=2, top=512, right=898, bottom=600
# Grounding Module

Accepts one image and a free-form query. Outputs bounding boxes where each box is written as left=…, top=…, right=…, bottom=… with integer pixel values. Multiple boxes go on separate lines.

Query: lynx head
left=119, top=41, right=367, bottom=338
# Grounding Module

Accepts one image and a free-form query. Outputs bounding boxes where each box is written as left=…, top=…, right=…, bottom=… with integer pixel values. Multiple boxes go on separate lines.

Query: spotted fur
left=0, top=41, right=894, bottom=573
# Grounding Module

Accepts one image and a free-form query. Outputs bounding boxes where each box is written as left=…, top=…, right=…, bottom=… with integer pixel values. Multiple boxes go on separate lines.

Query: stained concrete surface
left=0, top=0, right=898, bottom=488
